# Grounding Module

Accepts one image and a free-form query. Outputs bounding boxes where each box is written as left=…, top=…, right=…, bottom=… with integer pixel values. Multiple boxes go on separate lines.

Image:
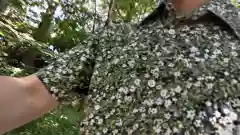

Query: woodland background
left=0, top=0, right=238, bottom=134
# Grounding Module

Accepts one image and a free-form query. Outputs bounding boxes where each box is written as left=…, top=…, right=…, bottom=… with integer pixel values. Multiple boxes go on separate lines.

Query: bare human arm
left=0, top=75, right=58, bottom=134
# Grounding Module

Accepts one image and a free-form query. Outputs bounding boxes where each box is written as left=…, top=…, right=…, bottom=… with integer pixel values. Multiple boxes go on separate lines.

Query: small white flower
left=187, top=110, right=196, bottom=120
left=156, top=85, right=162, bottom=90
left=118, top=87, right=124, bottom=93
left=160, top=89, right=168, bottom=97
left=186, top=82, right=192, bottom=89
left=210, top=54, right=217, bottom=59
left=153, top=126, right=161, bottom=133
left=174, top=71, right=181, bottom=77
left=214, top=111, right=221, bottom=118
left=113, top=58, right=120, bottom=64
left=103, top=128, right=108, bottom=134
left=148, top=80, right=156, bottom=88
left=133, top=108, right=138, bottom=113
left=164, top=113, right=171, bottom=120
left=224, top=71, right=229, bottom=76
left=207, top=83, right=213, bottom=89
left=149, top=108, right=158, bottom=114
left=80, top=56, right=87, bottom=61
left=144, top=73, right=150, bottom=78
left=194, top=81, right=201, bottom=87
left=222, top=108, right=230, bottom=115
left=213, top=49, right=222, bottom=55
left=128, top=60, right=135, bottom=68
left=116, top=119, right=123, bottom=126
left=129, top=85, right=136, bottom=92
left=174, top=86, right=182, bottom=93
left=164, top=100, right=172, bottom=108
left=213, top=42, right=221, bottom=47
left=205, top=101, right=212, bottom=106
left=134, top=79, right=141, bottom=86
left=133, top=123, right=139, bottom=130
left=95, top=105, right=100, bottom=110
left=232, top=79, right=238, bottom=84
left=142, top=56, right=147, bottom=60
left=124, top=96, right=132, bottom=102
left=231, top=51, right=238, bottom=57
left=194, top=120, right=202, bottom=127
left=168, top=29, right=176, bottom=35
left=156, top=97, right=163, bottom=105
left=168, top=63, right=174, bottom=67
left=139, top=107, right=146, bottom=112
left=223, top=58, right=229, bottom=63
left=97, top=118, right=103, bottom=125
left=190, top=46, right=199, bottom=53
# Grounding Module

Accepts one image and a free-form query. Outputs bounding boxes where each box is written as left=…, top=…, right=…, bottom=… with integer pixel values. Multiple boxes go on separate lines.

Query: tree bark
left=105, top=0, right=116, bottom=27
left=33, top=4, right=57, bottom=42
left=0, top=0, right=8, bottom=12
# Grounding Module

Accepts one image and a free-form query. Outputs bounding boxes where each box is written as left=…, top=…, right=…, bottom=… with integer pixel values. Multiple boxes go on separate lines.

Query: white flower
left=190, top=46, right=199, bottom=53
left=187, top=110, right=196, bottom=120
left=205, top=101, right=212, bottom=106
left=128, top=60, right=135, bottom=68
left=113, top=58, right=120, bottom=64
left=164, top=113, right=171, bottom=120
left=168, top=29, right=176, bottom=35
left=124, top=96, right=132, bottom=102
left=95, top=105, right=100, bottom=110
left=116, top=119, right=123, bottom=126
left=213, top=42, right=221, bottom=47
left=97, top=118, right=103, bottom=125
left=222, top=108, right=230, bottom=115
left=134, top=79, right=141, bottom=86
left=80, top=56, right=87, bottom=61
left=149, top=108, right=158, bottom=114
left=160, top=89, right=168, bottom=97
left=231, top=51, right=238, bottom=57
left=194, top=120, right=202, bottom=127
left=142, top=56, right=147, bottom=60
left=129, top=85, right=136, bottom=92
left=211, top=54, right=217, bottom=59
left=164, top=100, right=172, bottom=108
left=118, top=87, right=124, bottom=93
left=153, top=126, right=161, bottom=133
left=144, top=73, right=150, bottom=78
left=156, top=97, right=163, bottom=105
left=133, top=108, right=138, bottom=113
left=133, top=124, right=139, bottom=130
left=139, top=107, right=146, bottom=112
left=174, top=71, right=181, bottom=77
left=207, top=83, right=213, bottom=89
left=174, top=86, right=182, bottom=93
left=194, top=81, right=201, bottom=87
left=232, top=79, right=238, bottom=84
left=214, top=111, right=221, bottom=118
left=148, top=80, right=156, bottom=88
left=213, top=49, right=222, bottom=55
left=168, top=63, right=174, bottom=67
left=103, top=128, right=108, bottom=134
left=156, top=85, right=162, bottom=90
left=223, top=58, right=229, bottom=63
left=224, top=71, right=229, bottom=76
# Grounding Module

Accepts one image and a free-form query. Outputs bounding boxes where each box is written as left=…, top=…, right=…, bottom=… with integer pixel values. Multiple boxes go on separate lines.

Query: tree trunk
left=33, top=4, right=57, bottom=42
left=0, top=0, right=8, bottom=12
left=105, top=0, right=116, bottom=27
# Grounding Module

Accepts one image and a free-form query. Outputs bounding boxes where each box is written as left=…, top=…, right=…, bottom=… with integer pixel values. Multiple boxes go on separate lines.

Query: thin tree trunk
left=92, top=0, right=97, bottom=33
left=105, top=0, right=116, bottom=27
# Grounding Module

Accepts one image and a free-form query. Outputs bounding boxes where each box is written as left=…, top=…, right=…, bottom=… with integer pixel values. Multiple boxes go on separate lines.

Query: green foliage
left=6, top=106, right=80, bottom=135
left=232, top=0, right=240, bottom=8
